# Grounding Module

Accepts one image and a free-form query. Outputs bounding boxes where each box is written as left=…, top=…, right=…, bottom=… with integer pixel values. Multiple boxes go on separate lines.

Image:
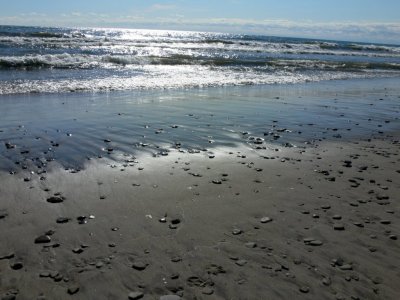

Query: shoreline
left=0, top=135, right=399, bottom=299
left=0, top=78, right=400, bottom=299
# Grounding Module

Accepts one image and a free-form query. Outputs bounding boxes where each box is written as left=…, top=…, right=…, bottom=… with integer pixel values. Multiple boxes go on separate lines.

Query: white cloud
left=149, top=4, right=176, bottom=11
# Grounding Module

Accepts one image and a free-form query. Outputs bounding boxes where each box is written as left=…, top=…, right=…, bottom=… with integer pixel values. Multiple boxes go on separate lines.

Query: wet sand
left=0, top=79, right=400, bottom=299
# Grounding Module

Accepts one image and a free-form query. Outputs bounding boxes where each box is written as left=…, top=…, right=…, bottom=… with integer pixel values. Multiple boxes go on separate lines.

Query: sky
left=0, top=0, right=399, bottom=43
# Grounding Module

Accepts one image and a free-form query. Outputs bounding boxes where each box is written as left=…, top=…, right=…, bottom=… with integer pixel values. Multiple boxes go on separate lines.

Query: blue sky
left=1, top=0, right=399, bottom=43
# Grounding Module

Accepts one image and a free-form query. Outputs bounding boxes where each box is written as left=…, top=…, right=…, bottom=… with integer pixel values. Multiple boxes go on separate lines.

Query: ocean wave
left=0, top=66, right=386, bottom=95
left=1, top=53, right=400, bottom=73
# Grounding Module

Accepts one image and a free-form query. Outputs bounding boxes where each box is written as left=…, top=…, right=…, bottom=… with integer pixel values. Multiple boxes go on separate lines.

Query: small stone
left=260, top=217, right=272, bottom=223
left=67, top=285, right=79, bottom=295
left=10, top=262, right=23, bottom=270
left=47, top=196, right=64, bottom=203
left=72, top=248, right=83, bottom=254
left=299, top=286, right=309, bottom=293
left=245, top=242, right=257, bottom=248
left=389, top=234, right=397, bottom=240
left=235, top=259, right=247, bottom=266
left=77, top=216, right=87, bottom=224
left=332, top=215, right=342, bottom=220
left=333, top=223, right=345, bottom=230
left=380, top=220, right=391, bottom=225
left=35, top=235, right=51, bottom=244
left=171, top=219, right=181, bottom=225
left=56, top=217, right=70, bottom=224
left=201, top=287, right=214, bottom=295
left=128, top=291, right=144, bottom=300
left=232, top=228, right=242, bottom=235
left=304, top=238, right=323, bottom=246
left=340, top=264, right=353, bottom=271
left=39, top=271, right=50, bottom=278
left=212, top=180, right=222, bottom=184
left=132, top=261, right=147, bottom=271
left=322, top=277, right=331, bottom=286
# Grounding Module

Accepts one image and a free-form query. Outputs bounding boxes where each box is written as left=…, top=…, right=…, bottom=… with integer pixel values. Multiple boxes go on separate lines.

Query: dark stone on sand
left=0, top=211, right=8, bottom=219
left=212, top=179, right=222, bottom=184
left=332, top=215, right=342, bottom=220
left=299, top=286, right=310, bottom=293
left=333, top=223, right=345, bottom=230
left=128, top=292, right=144, bottom=300
left=380, top=220, right=391, bottom=225
left=245, top=242, right=257, bottom=248
left=39, top=271, right=50, bottom=278
left=389, top=235, right=397, bottom=240
left=72, top=248, right=83, bottom=254
left=10, top=262, right=23, bottom=270
left=132, top=261, right=147, bottom=271
left=171, top=219, right=181, bottom=225
left=47, top=196, right=64, bottom=203
left=35, top=235, right=51, bottom=244
left=77, top=216, right=88, bottom=224
left=56, top=217, right=70, bottom=224
left=1, top=295, right=16, bottom=300
left=67, top=285, right=80, bottom=295
left=321, top=205, right=331, bottom=209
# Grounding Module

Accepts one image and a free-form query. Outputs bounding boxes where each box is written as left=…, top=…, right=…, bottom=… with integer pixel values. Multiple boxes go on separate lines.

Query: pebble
left=72, top=248, right=83, bottom=254
left=245, top=242, right=257, bottom=248
left=303, top=238, right=323, bottom=246
left=260, top=217, right=272, bottom=223
left=67, top=285, right=80, bottom=295
left=128, top=291, right=144, bottom=300
left=10, top=262, right=23, bottom=270
left=35, top=235, right=51, bottom=244
left=380, top=220, right=391, bottom=225
left=299, top=286, right=310, bottom=293
left=132, top=261, right=147, bottom=271
left=333, top=223, right=345, bottom=230
left=353, top=222, right=364, bottom=228
left=56, top=217, right=70, bottom=224
left=201, top=287, right=214, bottom=295
left=235, top=259, right=247, bottom=266
left=46, top=196, right=64, bottom=203
left=339, top=264, right=353, bottom=271
left=232, top=228, right=242, bottom=235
